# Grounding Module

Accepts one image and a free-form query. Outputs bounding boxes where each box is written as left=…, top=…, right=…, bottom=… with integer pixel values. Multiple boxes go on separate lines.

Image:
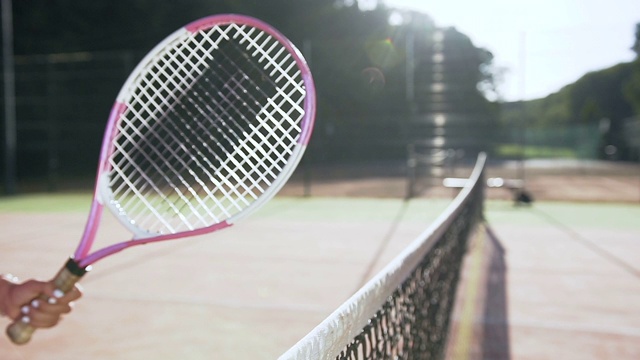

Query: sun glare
left=357, top=0, right=378, bottom=11
left=388, top=11, right=404, bottom=26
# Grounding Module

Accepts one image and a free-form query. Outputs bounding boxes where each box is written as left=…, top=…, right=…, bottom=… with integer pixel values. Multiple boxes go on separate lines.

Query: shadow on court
left=481, top=225, right=511, bottom=360
left=446, top=223, right=511, bottom=360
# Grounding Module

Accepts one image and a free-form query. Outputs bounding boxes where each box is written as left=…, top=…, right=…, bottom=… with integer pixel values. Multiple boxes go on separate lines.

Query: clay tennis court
left=1, top=160, right=639, bottom=359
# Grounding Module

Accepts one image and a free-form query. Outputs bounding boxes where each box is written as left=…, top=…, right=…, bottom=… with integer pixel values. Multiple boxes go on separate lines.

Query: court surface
left=0, top=194, right=639, bottom=359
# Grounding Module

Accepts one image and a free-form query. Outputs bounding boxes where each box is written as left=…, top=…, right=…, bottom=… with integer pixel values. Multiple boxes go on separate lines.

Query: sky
left=380, top=0, right=639, bottom=101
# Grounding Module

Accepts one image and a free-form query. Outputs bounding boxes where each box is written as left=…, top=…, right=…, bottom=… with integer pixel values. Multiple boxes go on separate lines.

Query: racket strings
left=111, top=31, right=263, bottom=228
left=192, top=61, right=285, bottom=187
left=109, top=22, right=307, bottom=235
left=111, top=63, right=224, bottom=230
left=172, top=38, right=283, bottom=198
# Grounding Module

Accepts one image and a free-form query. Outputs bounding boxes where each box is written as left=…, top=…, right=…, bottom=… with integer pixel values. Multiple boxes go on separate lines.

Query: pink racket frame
left=74, top=14, right=316, bottom=268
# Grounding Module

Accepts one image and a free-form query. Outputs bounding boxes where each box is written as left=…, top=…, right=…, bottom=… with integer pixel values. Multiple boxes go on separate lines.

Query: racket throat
left=62, top=257, right=92, bottom=279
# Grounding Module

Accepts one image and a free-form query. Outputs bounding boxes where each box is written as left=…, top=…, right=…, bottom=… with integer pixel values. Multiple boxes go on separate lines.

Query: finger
left=23, top=310, right=61, bottom=329
left=16, top=304, right=59, bottom=329
left=60, top=285, right=83, bottom=302
left=21, top=301, right=72, bottom=329
left=37, top=296, right=74, bottom=315
left=42, top=284, right=83, bottom=304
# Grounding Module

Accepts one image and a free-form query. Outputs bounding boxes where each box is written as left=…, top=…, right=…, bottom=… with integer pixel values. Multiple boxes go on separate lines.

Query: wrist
left=0, top=274, right=19, bottom=318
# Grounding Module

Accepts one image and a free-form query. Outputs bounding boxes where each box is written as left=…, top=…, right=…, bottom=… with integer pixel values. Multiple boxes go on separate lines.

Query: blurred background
left=1, top=0, right=639, bottom=201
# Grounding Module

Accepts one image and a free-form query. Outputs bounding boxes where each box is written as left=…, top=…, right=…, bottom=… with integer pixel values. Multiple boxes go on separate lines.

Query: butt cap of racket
left=6, top=258, right=89, bottom=345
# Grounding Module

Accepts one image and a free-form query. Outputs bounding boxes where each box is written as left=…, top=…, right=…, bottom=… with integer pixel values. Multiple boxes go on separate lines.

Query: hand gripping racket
left=7, top=14, right=315, bottom=344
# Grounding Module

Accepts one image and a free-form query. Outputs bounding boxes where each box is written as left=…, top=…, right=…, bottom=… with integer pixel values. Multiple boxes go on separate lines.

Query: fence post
left=2, top=0, right=17, bottom=195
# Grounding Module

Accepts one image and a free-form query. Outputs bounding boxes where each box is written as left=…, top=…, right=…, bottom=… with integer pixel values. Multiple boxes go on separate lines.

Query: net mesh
left=280, top=153, right=485, bottom=360
left=107, top=23, right=307, bottom=235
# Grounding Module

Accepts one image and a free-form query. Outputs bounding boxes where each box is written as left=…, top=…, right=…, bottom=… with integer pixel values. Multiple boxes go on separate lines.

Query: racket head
left=78, top=14, right=315, bottom=265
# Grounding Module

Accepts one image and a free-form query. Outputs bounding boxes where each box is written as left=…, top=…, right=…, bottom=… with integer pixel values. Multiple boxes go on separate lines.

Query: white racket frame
left=75, top=14, right=315, bottom=267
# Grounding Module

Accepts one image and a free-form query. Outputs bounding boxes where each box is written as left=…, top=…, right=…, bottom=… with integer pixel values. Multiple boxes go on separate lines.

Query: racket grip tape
left=6, top=258, right=89, bottom=345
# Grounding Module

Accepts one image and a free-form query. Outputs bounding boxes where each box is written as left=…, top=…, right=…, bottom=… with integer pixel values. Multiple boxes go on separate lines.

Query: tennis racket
left=7, top=14, right=315, bottom=344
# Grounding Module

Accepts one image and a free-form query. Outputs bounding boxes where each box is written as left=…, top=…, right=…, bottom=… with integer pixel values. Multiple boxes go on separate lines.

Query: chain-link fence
left=1, top=50, right=140, bottom=191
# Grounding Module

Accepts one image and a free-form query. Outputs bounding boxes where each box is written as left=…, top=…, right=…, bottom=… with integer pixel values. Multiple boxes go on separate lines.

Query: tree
left=624, top=22, right=640, bottom=114
left=632, top=22, right=640, bottom=57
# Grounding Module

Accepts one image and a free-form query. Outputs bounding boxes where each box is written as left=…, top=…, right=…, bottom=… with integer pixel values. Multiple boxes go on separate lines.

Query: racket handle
left=6, top=258, right=89, bottom=345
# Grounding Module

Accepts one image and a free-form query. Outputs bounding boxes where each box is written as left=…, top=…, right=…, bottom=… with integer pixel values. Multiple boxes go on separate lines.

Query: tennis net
left=279, top=153, right=486, bottom=360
